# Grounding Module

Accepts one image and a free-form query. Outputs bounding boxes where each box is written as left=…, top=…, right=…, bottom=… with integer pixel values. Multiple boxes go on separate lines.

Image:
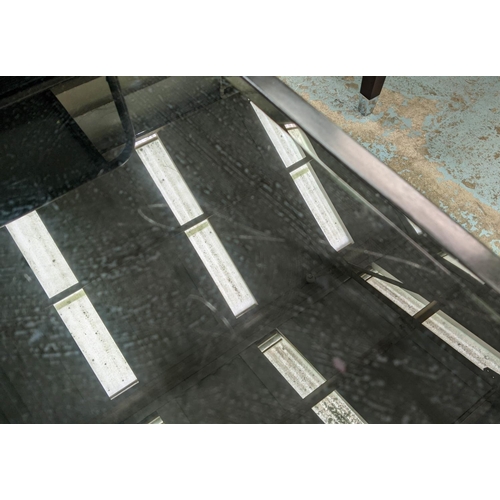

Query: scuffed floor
left=280, top=76, right=500, bottom=254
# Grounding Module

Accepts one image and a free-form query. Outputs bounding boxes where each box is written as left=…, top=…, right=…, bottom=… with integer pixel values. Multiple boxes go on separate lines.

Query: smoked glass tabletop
left=1, top=76, right=499, bottom=423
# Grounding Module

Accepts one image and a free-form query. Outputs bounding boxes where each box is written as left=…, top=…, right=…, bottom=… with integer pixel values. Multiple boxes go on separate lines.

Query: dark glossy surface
left=1, top=76, right=500, bottom=423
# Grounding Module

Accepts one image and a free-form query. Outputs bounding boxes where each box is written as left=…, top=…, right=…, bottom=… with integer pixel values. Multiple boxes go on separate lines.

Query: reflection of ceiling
left=53, top=76, right=166, bottom=117
left=0, top=77, right=222, bottom=226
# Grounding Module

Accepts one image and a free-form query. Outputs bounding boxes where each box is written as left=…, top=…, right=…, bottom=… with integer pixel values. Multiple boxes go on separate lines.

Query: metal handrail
left=242, top=76, right=500, bottom=294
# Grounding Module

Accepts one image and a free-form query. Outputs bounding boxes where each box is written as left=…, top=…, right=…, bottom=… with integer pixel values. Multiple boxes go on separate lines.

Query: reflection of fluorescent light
left=186, top=220, right=257, bottom=317
left=55, top=289, right=138, bottom=399
left=136, top=138, right=204, bottom=225
left=135, top=133, right=158, bottom=149
left=137, top=136, right=257, bottom=317
left=260, top=332, right=324, bottom=397
left=443, top=254, right=484, bottom=284
left=291, top=165, right=353, bottom=251
left=251, top=103, right=353, bottom=251
left=148, top=416, right=163, bottom=424
left=287, top=127, right=315, bottom=156
left=367, top=263, right=429, bottom=316
left=251, top=102, right=305, bottom=167
left=314, top=392, right=367, bottom=425
left=423, top=311, right=500, bottom=374
left=368, top=264, right=500, bottom=375
left=8, top=210, right=138, bottom=399
left=406, top=217, right=423, bottom=235
left=6, top=212, right=78, bottom=298
left=287, top=127, right=352, bottom=250
left=259, top=332, right=366, bottom=424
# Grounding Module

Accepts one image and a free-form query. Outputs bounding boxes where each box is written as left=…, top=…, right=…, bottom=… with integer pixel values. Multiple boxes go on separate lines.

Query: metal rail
left=242, top=76, right=500, bottom=294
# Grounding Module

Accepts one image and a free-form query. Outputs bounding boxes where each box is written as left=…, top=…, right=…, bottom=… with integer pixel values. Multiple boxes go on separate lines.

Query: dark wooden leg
left=360, top=76, right=386, bottom=100
left=358, top=76, right=386, bottom=115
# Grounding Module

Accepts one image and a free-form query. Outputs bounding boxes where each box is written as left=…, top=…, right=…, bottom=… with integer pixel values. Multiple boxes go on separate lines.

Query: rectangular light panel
left=443, top=253, right=484, bottom=284
left=251, top=103, right=353, bottom=251
left=423, top=311, right=500, bottom=374
left=406, top=217, right=423, bottom=235
left=260, top=332, right=365, bottom=424
left=251, top=102, right=305, bottom=167
left=55, top=289, right=138, bottom=399
left=148, top=416, right=164, bottom=424
left=186, top=220, right=257, bottom=317
left=260, top=332, right=324, bottom=398
left=368, top=264, right=500, bottom=375
left=287, top=127, right=353, bottom=250
left=136, top=137, right=204, bottom=225
left=314, top=392, right=368, bottom=425
left=287, top=126, right=316, bottom=156
left=6, top=211, right=78, bottom=298
left=366, top=263, right=429, bottom=316
left=291, top=165, right=353, bottom=250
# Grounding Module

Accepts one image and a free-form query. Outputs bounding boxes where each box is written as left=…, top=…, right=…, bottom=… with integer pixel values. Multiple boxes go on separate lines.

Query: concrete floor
left=281, top=76, right=500, bottom=254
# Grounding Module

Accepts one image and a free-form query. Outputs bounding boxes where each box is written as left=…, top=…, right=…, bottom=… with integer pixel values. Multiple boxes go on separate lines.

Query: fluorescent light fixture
left=135, top=133, right=158, bottom=148
left=313, top=391, right=367, bottom=425
left=7, top=210, right=138, bottom=398
left=287, top=127, right=353, bottom=250
left=366, top=263, right=429, bottom=316
left=368, top=264, right=500, bottom=375
left=406, top=217, right=423, bottom=235
left=6, top=211, right=78, bottom=298
left=251, top=102, right=305, bottom=167
left=287, top=127, right=315, bottom=156
left=259, top=332, right=366, bottom=424
left=291, top=165, right=353, bottom=250
left=148, top=416, right=164, bottom=424
left=54, top=289, right=138, bottom=399
left=442, top=253, right=484, bottom=284
left=260, top=331, right=324, bottom=398
left=136, top=137, right=204, bottom=225
left=251, top=103, right=353, bottom=251
left=423, top=311, right=500, bottom=375
left=137, top=135, right=257, bottom=317
left=186, top=220, right=257, bottom=317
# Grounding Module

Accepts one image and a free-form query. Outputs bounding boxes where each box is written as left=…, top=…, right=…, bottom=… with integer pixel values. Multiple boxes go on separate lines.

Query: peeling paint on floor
left=280, top=76, right=500, bottom=254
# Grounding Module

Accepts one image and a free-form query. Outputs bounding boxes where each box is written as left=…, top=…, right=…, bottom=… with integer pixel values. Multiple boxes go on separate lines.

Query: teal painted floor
left=281, top=76, right=500, bottom=254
